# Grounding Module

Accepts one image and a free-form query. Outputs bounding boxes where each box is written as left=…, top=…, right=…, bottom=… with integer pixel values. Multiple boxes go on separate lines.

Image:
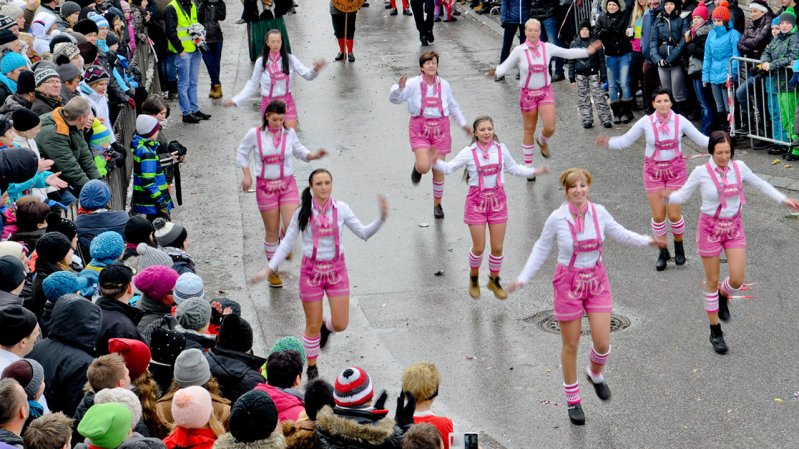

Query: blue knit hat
left=0, top=52, right=26, bottom=75
left=90, top=119, right=112, bottom=147
left=79, top=179, right=112, bottom=210
left=42, top=271, right=89, bottom=303
left=773, top=16, right=781, bottom=26
left=90, top=231, right=124, bottom=265
left=89, top=12, right=109, bottom=29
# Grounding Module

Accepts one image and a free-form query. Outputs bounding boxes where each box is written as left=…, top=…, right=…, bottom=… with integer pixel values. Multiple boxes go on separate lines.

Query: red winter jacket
left=163, top=427, right=218, bottom=449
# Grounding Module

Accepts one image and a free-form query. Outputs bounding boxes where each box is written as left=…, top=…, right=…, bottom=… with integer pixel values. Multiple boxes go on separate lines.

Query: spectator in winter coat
left=28, top=295, right=102, bottom=417
left=40, top=271, right=88, bottom=335
left=80, top=66, right=117, bottom=142
left=0, top=306, right=39, bottom=376
left=212, top=390, right=286, bottom=449
left=0, top=70, right=35, bottom=118
left=57, top=63, right=85, bottom=110
left=280, top=378, right=334, bottom=449
left=0, top=148, right=38, bottom=196
left=0, top=52, right=28, bottom=106
left=596, top=0, right=636, bottom=122
left=175, top=298, right=215, bottom=351
left=685, top=2, right=714, bottom=135
left=702, top=1, right=740, bottom=126
left=1, top=359, right=47, bottom=430
left=122, top=216, right=155, bottom=263
left=157, top=349, right=231, bottom=432
left=96, top=264, right=144, bottom=355
left=761, top=13, right=799, bottom=145
left=650, top=0, right=690, bottom=109
left=26, top=232, right=75, bottom=320
left=163, top=387, right=225, bottom=449
left=735, top=0, right=776, bottom=129
left=255, top=351, right=304, bottom=423
left=0, top=378, right=28, bottom=449
left=31, top=64, right=64, bottom=116
left=153, top=219, right=195, bottom=274
left=36, top=97, right=101, bottom=197
left=77, top=231, right=125, bottom=298
left=77, top=403, right=133, bottom=449
left=498, top=0, right=531, bottom=67
left=148, top=327, right=186, bottom=394
left=130, top=116, right=172, bottom=219
left=23, top=412, right=73, bottom=449
left=206, top=315, right=265, bottom=404
left=0, top=256, right=25, bottom=308
left=314, top=367, right=415, bottom=449
left=134, top=265, right=179, bottom=333
left=401, top=363, right=453, bottom=449
left=7, top=198, right=49, bottom=255
left=197, top=0, right=225, bottom=98
left=75, top=180, right=129, bottom=262
left=71, top=354, right=132, bottom=447
left=94, top=388, right=148, bottom=437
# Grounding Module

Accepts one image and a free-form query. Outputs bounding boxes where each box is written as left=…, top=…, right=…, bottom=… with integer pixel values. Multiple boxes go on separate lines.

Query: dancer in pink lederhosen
left=507, top=168, right=662, bottom=426
left=389, top=50, right=470, bottom=220
left=597, top=87, right=708, bottom=271
left=237, top=100, right=328, bottom=288
left=433, top=116, right=550, bottom=300
left=665, top=132, right=799, bottom=354
left=226, top=29, right=326, bottom=129
left=251, top=168, right=388, bottom=382
left=488, top=19, right=602, bottom=164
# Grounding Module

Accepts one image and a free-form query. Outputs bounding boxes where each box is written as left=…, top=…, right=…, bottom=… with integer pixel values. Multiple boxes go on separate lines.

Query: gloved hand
left=748, top=65, right=761, bottom=77
left=373, top=390, right=388, bottom=410
left=394, top=391, right=416, bottom=428
left=789, top=71, right=799, bottom=89
left=111, top=142, right=127, bottom=161
left=127, top=97, right=136, bottom=109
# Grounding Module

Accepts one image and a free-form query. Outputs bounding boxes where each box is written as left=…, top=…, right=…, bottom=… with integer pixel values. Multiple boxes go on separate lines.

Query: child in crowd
left=152, top=218, right=194, bottom=274
left=569, top=19, right=612, bottom=129
left=77, top=403, right=133, bottom=449
left=401, top=362, right=455, bottom=449
left=80, top=66, right=115, bottom=143
left=255, top=350, right=305, bottom=422
left=89, top=119, right=114, bottom=177
left=163, top=386, right=225, bottom=449
left=130, top=115, right=172, bottom=220
left=78, top=231, right=125, bottom=297
left=22, top=412, right=73, bottom=449
left=1, top=358, right=47, bottom=428
left=761, top=13, right=799, bottom=150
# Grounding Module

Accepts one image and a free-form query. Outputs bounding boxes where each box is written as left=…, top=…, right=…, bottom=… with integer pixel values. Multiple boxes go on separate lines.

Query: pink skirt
left=255, top=176, right=300, bottom=211
left=299, top=256, right=350, bottom=302
left=519, top=84, right=555, bottom=113
left=642, top=156, right=687, bottom=193
left=409, top=115, right=452, bottom=155
left=552, top=262, right=613, bottom=321
left=463, top=186, right=508, bottom=225
left=696, top=213, right=746, bottom=257
left=260, top=93, right=298, bottom=120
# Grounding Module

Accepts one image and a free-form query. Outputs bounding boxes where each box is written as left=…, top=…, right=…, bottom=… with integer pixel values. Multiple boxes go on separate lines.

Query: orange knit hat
left=712, top=1, right=730, bottom=22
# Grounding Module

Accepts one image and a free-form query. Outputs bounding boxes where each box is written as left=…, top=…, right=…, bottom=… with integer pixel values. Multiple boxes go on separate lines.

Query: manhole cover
left=523, top=310, right=631, bottom=335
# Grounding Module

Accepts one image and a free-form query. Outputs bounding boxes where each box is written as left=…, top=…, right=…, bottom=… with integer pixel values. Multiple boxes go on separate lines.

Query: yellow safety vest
left=167, top=0, right=197, bottom=54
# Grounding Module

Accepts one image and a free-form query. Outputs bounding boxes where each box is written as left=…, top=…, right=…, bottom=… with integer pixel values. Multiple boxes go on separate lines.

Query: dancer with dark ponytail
left=226, top=29, right=325, bottom=129
left=664, top=132, right=799, bottom=354
left=237, top=100, right=328, bottom=288
left=433, top=116, right=550, bottom=299
left=251, top=169, right=388, bottom=381
left=596, top=87, right=708, bottom=271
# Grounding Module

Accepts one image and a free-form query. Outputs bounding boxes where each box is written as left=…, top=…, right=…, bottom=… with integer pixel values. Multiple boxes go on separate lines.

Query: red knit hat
left=334, top=366, right=374, bottom=408
left=692, top=2, right=708, bottom=20
left=712, top=1, right=730, bottom=22
left=108, top=338, right=151, bottom=380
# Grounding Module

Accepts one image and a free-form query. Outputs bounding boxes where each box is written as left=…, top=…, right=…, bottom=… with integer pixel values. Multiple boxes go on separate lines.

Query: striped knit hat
left=334, top=366, right=373, bottom=407
left=91, top=119, right=113, bottom=147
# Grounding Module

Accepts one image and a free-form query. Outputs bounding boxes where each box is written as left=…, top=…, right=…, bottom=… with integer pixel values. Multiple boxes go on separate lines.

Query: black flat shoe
left=710, top=324, right=728, bottom=354
left=656, top=247, right=670, bottom=271
left=335, top=52, right=345, bottom=61
left=182, top=113, right=200, bottom=124
left=194, top=110, right=211, bottom=120
left=718, top=291, right=730, bottom=322
left=768, top=146, right=787, bottom=155
left=347, top=53, right=355, bottom=62
left=411, top=166, right=422, bottom=184
left=306, top=365, right=319, bottom=381
left=426, top=31, right=434, bottom=43
left=586, top=373, right=611, bottom=401
left=568, top=404, right=585, bottom=425
left=434, top=204, right=444, bottom=219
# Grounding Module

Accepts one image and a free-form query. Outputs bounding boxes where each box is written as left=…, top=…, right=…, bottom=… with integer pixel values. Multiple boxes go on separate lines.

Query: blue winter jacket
left=640, top=7, right=661, bottom=64
left=500, top=0, right=530, bottom=25
left=702, top=25, right=741, bottom=84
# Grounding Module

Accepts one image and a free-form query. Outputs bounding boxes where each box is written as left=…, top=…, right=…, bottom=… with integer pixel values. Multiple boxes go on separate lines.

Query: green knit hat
left=263, top=336, right=306, bottom=377
left=77, top=403, right=132, bottom=449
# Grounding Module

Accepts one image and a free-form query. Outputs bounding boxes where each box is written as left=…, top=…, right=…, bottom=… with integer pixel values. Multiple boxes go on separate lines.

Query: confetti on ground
left=434, top=270, right=445, bottom=276
left=772, top=159, right=781, bottom=165
left=418, top=223, right=430, bottom=227
left=774, top=398, right=784, bottom=404
left=784, top=164, right=793, bottom=169
left=247, top=189, right=255, bottom=193
left=465, top=355, right=476, bottom=360
left=539, top=400, right=560, bottom=407
left=794, top=391, right=799, bottom=399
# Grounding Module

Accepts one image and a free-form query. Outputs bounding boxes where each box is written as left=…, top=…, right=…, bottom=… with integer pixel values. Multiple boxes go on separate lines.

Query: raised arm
left=268, top=210, right=301, bottom=271
left=515, top=213, right=559, bottom=286
left=432, top=147, right=471, bottom=175
left=289, top=54, right=319, bottom=81
left=607, top=117, right=647, bottom=150
left=600, top=206, right=654, bottom=246
left=739, top=161, right=787, bottom=204
left=342, top=202, right=384, bottom=241
left=501, top=145, right=537, bottom=178
left=231, top=60, right=264, bottom=106
left=680, top=116, right=710, bottom=148
left=666, top=165, right=703, bottom=205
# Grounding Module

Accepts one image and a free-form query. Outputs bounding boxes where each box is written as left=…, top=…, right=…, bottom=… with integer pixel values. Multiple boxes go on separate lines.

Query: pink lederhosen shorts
left=695, top=213, right=746, bottom=257
left=255, top=176, right=300, bottom=211
left=642, top=156, right=687, bottom=193
left=552, top=262, right=613, bottom=321
left=298, top=256, right=350, bottom=302
left=409, top=116, right=453, bottom=155
left=519, top=84, right=555, bottom=113
left=463, top=186, right=508, bottom=225
left=261, top=94, right=298, bottom=120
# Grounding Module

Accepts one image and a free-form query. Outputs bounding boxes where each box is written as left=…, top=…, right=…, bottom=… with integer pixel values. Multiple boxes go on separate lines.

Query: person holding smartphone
left=508, top=167, right=663, bottom=426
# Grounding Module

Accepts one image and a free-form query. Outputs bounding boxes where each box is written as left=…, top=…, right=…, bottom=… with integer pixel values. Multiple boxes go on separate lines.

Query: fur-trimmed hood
left=314, top=406, right=402, bottom=449
left=211, top=433, right=286, bottom=449
left=281, top=421, right=314, bottom=449
left=601, top=0, right=625, bottom=13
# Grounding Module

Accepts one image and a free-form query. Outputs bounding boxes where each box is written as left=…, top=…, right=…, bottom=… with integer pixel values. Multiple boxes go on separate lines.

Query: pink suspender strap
left=256, top=128, right=288, bottom=179
left=523, top=43, right=549, bottom=89
left=566, top=203, right=602, bottom=270
left=704, top=161, right=745, bottom=219
left=469, top=143, right=504, bottom=191
left=311, top=206, right=340, bottom=261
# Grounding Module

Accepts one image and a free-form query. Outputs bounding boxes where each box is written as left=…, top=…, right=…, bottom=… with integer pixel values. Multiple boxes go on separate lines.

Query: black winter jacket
left=314, top=406, right=406, bottom=449
left=568, top=35, right=607, bottom=82
left=136, top=294, right=173, bottom=334
left=197, top=0, right=225, bottom=43
left=0, top=147, right=37, bottom=193
left=26, top=259, right=64, bottom=323
left=738, top=11, right=776, bottom=59
left=529, top=0, right=557, bottom=20
left=595, top=1, right=632, bottom=56
left=95, top=296, right=144, bottom=356
left=75, top=211, right=129, bottom=265
left=28, top=295, right=102, bottom=417
left=205, top=346, right=266, bottom=403
left=650, top=9, right=689, bottom=65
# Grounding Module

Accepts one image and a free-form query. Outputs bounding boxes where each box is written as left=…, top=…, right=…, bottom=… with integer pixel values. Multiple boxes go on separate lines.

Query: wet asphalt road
left=165, top=2, right=799, bottom=447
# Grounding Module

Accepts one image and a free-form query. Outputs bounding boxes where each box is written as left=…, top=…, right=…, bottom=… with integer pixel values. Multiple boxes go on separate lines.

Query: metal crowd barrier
left=729, top=55, right=795, bottom=148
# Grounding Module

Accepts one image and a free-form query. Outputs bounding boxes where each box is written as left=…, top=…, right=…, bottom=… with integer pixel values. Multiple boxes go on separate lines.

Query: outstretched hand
left=650, top=237, right=667, bottom=248
left=310, top=149, right=328, bottom=160
left=223, top=99, right=235, bottom=108
left=313, top=58, right=327, bottom=72
left=783, top=197, right=799, bottom=210
left=378, top=194, right=389, bottom=220
left=534, top=165, right=552, bottom=176
left=249, top=266, right=273, bottom=285
left=587, top=40, right=603, bottom=54
left=595, top=134, right=610, bottom=147
left=463, top=125, right=473, bottom=136
left=506, top=280, right=524, bottom=294
left=485, top=68, right=497, bottom=78
left=398, top=74, right=408, bottom=89
left=45, top=172, right=68, bottom=189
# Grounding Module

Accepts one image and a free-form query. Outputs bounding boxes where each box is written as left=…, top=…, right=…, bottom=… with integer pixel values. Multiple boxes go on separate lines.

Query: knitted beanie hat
left=94, top=387, right=142, bottom=430
left=125, top=217, right=154, bottom=245
left=34, top=65, right=59, bottom=88
left=334, top=366, right=374, bottom=408
left=136, top=243, right=173, bottom=270
left=42, top=271, right=87, bottom=303
left=16, top=70, right=34, bottom=95
left=74, top=19, right=99, bottom=36
left=90, top=231, right=125, bottom=265
left=217, top=314, right=253, bottom=353
left=31, top=12, right=56, bottom=38
left=78, top=403, right=132, bottom=449
left=135, top=115, right=160, bottom=138
left=11, top=108, right=40, bottom=133
left=269, top=336, right=306, bottom=365
left=1, top=51, right=26, bottom=75
left=36, top=232, right=72, bottom=264
left=149, top=327, right=186, bottom=365
left=173, top=273, right=205, bottom=305
left=78, top=41, right=98, bottom=63
left=106, top=31, right=119, bottom=47
left=99, top=263, right=134, bottom=289
left=172, top=386, right=213, bottom=430
left=1, top=358, right=44, bottom=400
left=0, top=6, right=22, bottom=20
left=89, top=12, right=109, bottom=29
left=0, top=241, right=24, bottom=258
left=90, top=119, right=113, bottom=147
left=84, top=65, right=110, bottom=85
left=56, top=60, right=82, bottom=83
left=711, top=1, right=730, bottom=22
left=61, top=1, right=82, bottom=18
left=133, top=265, right=179, bottom=302
left=54, top=42, right=81, bottom=61
left=108, top=338, right=151, bottom=380
left=779, top=11, right=796, bottom=27
left=48, top=33, right=75, bottom=53
left=692, top=2, right=708, bottom=20
left=80, top=180, right=112, bottom=210
left=0, top=255, right=24, bottom=293
left=153, top=218, right=185, bottom=248
left=0, top=305, right=37, bottom=346
left=0, top=15, right=15, bottom=30
left=0, top=29, right=15, bottom=46
left=229, top=390, right=278, bottom=442
left=45, top=212, right=78, bottom=241
left=173, top=348, right=211, bottom=387
left=175, top=298, right=211, bottom=331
